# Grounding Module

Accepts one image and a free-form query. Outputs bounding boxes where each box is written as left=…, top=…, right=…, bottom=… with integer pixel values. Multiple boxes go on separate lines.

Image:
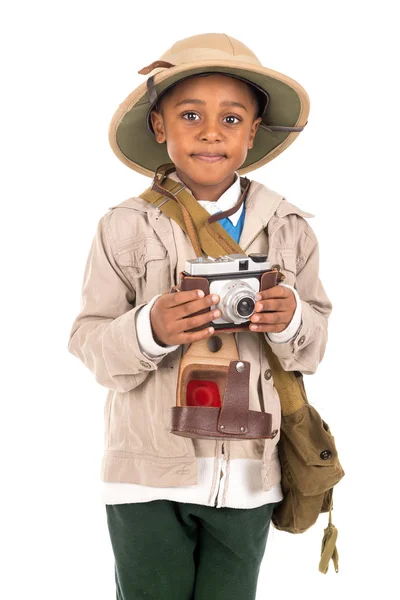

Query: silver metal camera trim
left=184, top=253, right=270, bottom=276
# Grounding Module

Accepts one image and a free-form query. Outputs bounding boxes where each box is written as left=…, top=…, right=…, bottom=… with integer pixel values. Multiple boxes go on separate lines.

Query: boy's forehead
left=165, top=73, right=255, bottom=101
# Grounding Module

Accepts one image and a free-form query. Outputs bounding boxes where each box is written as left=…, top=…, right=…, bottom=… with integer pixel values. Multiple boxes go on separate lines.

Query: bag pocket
left=280, top=404, right=344, bottom=496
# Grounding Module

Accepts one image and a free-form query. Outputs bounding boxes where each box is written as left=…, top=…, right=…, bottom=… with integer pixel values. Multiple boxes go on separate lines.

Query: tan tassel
left=318, top=499, right=339, bottom=574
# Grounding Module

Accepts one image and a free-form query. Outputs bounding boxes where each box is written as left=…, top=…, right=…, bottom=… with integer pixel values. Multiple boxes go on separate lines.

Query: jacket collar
left=108, top=176, right=315, bottom=248
left=167, top=170, right=243, bottom=227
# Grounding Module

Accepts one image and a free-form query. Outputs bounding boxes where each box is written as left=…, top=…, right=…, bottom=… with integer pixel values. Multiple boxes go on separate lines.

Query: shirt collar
left=169, top=170, right=243, bottom=226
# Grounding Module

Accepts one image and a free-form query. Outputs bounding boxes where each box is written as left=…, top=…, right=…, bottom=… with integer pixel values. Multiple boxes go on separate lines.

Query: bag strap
left=263, top=344, right=307, bottom=416
left=140, top=165, right=341, bottom=565
left=140, top=163, right=251, bottom=257
left=139, top=163, right=307, bottom=415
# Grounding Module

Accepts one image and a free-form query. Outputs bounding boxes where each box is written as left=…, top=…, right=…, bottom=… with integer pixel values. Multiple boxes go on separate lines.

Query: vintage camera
left=179, top=253, right=285, bottom=332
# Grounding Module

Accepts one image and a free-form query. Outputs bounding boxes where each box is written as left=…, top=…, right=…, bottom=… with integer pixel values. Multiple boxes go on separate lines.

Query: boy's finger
left=249, top=323, right=290, bottom=333
left=179, top=326, right=215, bottom=344
left=255, top=286, right=288, bottom=301
left=175, top=294, right=220, bottom=318
left=254, top=298, right=287, bottom=313
left=250, top=310, right=292, bottom=325
left=178, top=307, right=221, bottom=332
left=165, top=289, right=206, bottom=307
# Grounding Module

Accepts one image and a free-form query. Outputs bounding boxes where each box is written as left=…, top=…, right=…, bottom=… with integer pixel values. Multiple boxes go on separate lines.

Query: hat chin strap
left=260, top=123, right=307, bottom=132
left=138, top=61, right=176, bottom=105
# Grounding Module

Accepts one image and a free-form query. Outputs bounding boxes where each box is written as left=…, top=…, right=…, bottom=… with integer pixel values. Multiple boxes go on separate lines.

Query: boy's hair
left=153, top=74, right=266, bottom=120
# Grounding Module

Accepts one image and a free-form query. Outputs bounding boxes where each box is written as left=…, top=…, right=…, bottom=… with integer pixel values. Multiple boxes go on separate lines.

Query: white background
left=1, top=0, right=399, bottom=598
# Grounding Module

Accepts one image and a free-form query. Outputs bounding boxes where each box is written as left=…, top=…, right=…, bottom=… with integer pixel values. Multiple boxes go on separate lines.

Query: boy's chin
left=177, top=161, right=236, bottom=185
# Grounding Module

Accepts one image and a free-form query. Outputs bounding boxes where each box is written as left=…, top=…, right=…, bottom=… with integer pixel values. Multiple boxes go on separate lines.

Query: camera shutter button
left=248, top=253, right=268, bottom=263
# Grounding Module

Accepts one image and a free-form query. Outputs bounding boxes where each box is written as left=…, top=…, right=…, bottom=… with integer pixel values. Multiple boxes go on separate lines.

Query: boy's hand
left=150, top=290, right=221, bottom=346
left=249, top=285, right=296, bottom=333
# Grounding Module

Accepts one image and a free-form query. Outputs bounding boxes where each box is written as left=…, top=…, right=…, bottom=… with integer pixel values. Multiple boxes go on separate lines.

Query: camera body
left=180, top=253, right=285, bottom=332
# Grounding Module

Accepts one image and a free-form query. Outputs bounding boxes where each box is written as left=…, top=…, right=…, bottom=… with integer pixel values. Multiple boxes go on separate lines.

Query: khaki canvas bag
left=139, top=165, right=344, bottom=573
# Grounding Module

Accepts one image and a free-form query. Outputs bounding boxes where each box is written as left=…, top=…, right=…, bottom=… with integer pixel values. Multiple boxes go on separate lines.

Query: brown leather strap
left=208, top=177, right=251, bottom=224
left=146, top=76, right=157, bottom=105
left=260, top=123, right=307, bottom=132
left=150, top=166, right=252, bottom=257
left=217, top=361, right=250, bottom=434
left=154, top=163, right=177, bottom=182
left=171, top=406, right=275, bottom=440
left=138, top=61, right=175, bottom=75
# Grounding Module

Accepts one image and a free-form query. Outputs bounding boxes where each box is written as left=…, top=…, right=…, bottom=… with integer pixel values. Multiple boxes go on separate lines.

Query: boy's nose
left=199, top=118, right=223, bottom=142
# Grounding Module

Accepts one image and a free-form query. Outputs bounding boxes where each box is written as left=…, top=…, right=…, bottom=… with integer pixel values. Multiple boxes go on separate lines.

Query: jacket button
left=264, top=369, right=272, bottom=380
left=298, top=335, right=306, bottom=346
left=320, top=450, right=332, bottom=460
left=140, top=360, right=151, bottom=369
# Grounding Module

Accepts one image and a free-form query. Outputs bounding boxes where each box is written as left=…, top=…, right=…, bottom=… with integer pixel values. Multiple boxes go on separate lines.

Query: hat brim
left=109, top=60, right=310, bottom=177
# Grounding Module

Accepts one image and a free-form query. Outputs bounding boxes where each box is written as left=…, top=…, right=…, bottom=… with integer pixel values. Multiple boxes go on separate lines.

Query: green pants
left=106, top=499, right=278, bottom=600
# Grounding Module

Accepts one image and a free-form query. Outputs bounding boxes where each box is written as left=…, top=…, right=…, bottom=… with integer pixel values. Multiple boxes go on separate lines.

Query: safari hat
left=109, top=33, right=310, bottom=177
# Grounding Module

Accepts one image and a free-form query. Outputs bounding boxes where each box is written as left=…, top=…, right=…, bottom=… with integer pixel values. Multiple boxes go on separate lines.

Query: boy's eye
left=181, top=113, right=241, bottom=124
left=223, top=116, right=241, bottom=124
left=182, top=112, right=200, bottom=121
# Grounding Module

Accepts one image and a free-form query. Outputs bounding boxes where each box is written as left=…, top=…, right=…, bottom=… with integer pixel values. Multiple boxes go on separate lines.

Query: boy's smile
left=150, top=74, right=262, bottom=202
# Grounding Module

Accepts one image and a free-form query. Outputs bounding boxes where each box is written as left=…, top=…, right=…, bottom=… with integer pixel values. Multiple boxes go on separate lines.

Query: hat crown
left=160, top=33, right=262, bottom=68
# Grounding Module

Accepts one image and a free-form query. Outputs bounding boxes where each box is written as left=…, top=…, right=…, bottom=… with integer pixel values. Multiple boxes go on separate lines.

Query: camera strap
left=139, top=164, right=342, bottom=568
left=139, top=162, right=251, bottom=258
left=138, top=162, right=303, bottom=404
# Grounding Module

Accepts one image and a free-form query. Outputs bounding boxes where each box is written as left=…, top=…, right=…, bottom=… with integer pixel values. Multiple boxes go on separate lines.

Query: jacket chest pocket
left=116, top=239, right=172, bottom=302
left=278, top=250, right=297, bottom=287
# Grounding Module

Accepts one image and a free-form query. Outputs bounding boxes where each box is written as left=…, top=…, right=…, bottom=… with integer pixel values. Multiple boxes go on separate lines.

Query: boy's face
left=150, top=74, right=262, bottom=200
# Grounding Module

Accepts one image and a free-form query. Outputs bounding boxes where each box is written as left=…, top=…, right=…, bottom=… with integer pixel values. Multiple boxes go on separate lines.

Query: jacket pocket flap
left=279, top=251, right=297, bottom=275
left=280, top=404, right=344, bottom=496
left=117, top=240, right=167, bottom=265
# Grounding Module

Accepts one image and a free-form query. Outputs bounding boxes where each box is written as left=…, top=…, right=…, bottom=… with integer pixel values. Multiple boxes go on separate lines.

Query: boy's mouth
left=191, top=153, right=226, bottom=163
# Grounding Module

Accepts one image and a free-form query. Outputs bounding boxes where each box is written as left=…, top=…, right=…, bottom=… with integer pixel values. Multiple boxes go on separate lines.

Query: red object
left=186, top=380, right=221, bottom=407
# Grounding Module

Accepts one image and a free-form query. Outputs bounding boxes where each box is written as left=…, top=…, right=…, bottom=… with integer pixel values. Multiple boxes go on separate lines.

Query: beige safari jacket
left=67, top=177, right=333, bottom=491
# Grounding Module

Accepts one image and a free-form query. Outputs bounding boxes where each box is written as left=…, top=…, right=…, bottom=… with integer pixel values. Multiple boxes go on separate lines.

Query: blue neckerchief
left=217, top=205, right=245, bottom=244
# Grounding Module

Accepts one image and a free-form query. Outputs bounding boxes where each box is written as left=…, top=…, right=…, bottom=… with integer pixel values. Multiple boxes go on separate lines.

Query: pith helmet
left=109, top=33, right=310, bottom=177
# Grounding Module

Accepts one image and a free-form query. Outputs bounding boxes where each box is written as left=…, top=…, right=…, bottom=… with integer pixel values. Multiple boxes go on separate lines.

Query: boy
left=68, top=33, right=332, bottom=600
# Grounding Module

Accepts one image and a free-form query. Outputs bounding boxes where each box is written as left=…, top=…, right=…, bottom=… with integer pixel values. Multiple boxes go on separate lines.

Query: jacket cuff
left=266, top=283, right=302, bottom=344
left=136, top=295, right=180, bottom=358
left=264, top=298, right=316, bottom=360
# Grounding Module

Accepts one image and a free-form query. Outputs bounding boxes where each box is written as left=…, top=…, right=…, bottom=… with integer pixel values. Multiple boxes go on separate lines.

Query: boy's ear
left=248, top=117, right=262, bottom=150
left=150, top=110, right=166, bottom=144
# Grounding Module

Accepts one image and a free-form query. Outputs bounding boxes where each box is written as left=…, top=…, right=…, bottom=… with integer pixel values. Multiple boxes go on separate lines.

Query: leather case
left=171, top=333, right=278, bottom=440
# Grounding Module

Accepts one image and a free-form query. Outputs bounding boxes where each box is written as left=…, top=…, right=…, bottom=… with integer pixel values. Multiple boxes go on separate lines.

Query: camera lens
left=219, top=282, right=256, bottom=324
left=237, top=297, right=255, bottom=317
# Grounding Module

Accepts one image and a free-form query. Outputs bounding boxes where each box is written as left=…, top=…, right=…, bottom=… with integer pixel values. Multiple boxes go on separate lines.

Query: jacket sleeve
left=264, top=221, right=333, bottom=374
left=266, top=283, right=302, bottom=343
left=67, top=213, right=173, bottom=392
